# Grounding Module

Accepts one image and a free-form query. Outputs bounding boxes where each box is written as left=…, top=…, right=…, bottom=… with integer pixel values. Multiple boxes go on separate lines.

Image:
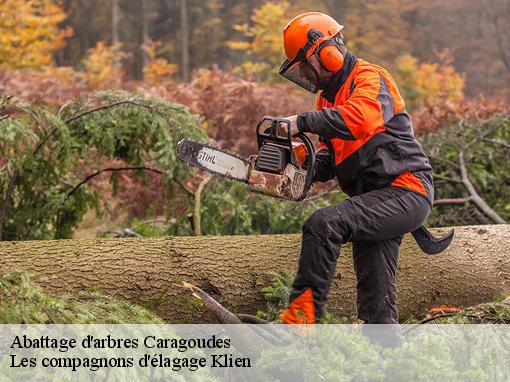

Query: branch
left=66, top=166, right=164, bottom=199
left=175, top=179, right=194, bottom=196
left=434, top=198, right=471, bottom=206
left=35, top=99, right=179, bottom=157
left=0, top=169, right=19, bottom=240
left=418, top=313, right=458, bottom=324
left=35, top=100, right=142, bottom=157
left=466, top=122, right=501, bottom=149
left=176, top=282, right=242, bottom=324
left=193, top=174, right=212, bottom=236
left=458, top=151, right=506, bottom=224
left=427, top=155, right=460, bottom=170
left=433, top=174, right=463, bottom=184
left=304, top=183, right=340, bottom=202
left=482, top=138, right=510, bottom=150
left=64, top=100, right=142, bottom=124
left=237, top=314, right=269, bottom=324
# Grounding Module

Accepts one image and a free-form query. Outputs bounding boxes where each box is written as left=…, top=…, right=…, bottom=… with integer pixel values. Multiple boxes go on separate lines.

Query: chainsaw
left=178, top=116, right=315, bottom=201
left=177, top=116, right=453, bottom=255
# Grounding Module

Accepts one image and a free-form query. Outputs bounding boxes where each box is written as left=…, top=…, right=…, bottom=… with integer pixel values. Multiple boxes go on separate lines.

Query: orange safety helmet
left=279, top=12, right=345, bottom=93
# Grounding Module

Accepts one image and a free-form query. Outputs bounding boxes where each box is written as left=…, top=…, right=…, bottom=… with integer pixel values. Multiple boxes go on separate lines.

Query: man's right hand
left=278, top=115, right=300, bottom=137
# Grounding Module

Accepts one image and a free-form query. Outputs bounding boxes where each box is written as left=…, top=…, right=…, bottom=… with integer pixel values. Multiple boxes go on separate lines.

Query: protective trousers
left=280, top=186, right=431, bottom=324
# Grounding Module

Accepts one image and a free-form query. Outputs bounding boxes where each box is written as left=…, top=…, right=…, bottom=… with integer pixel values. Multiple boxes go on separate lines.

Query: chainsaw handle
left=256, top=116, right=293, bottom=148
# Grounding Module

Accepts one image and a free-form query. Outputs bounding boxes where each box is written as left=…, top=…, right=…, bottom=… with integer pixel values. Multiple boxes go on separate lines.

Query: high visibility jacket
left=297, top=52, right=434, bottom=204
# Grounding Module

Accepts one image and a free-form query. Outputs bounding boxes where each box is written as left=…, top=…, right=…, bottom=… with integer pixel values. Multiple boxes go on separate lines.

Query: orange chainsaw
left=178, top=116, right=315, bottom=201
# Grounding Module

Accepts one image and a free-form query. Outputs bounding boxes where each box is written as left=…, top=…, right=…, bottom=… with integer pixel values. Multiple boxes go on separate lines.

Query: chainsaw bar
left=177, top=139, right=250, bottom=182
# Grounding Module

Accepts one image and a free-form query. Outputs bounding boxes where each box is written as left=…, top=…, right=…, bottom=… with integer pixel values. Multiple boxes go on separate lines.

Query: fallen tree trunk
left=0, top=225, right=508, bottom=322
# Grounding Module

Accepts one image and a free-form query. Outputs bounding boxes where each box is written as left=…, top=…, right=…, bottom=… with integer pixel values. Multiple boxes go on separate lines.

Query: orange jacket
left=297, top=52, right=433, bottom=203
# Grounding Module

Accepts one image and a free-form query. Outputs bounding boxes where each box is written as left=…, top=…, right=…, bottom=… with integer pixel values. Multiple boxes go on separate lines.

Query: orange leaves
left=412, top=96, right=509, bottom=134
left=395, top=52, right=465, bottom=111
left=142, top=68, right=313, bottom=156
left=227, top=2, right=290, bottom=79
left=0, top=0, right=72, bottom=69
left=80, top=42, right=128, bottom=89
left=427, top=304, right=462, bottom=316
left=142, top=40, right=178, bottom=86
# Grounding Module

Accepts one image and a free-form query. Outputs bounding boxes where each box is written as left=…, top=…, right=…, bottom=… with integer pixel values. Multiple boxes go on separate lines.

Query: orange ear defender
left=316, top=36, right=344, bottom=72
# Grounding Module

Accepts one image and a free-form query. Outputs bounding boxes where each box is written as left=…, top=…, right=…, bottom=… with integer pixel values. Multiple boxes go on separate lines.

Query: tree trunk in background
left=0, top=225, right=508, bottom=323
left=141, top=0, right=148, bottom=74
left=111, top=0, right=120, bottom=68
left=246, top=0, right=254, bottom=25
left=180, top=0, right=190, bottom=82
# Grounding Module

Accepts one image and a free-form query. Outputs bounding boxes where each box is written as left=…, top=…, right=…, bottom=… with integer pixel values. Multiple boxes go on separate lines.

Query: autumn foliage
left=143, top=68, right=314, bottom=155
left=142, top=40, right=178, bottom=85
left=394, top=52, right=465, bottom=112
left=227, top=1, right=290, bottom=80
left=0, top=0, right=72, bottom=68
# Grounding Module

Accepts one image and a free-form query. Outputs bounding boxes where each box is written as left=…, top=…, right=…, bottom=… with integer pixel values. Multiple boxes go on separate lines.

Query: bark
left=180, top=0, right=190, bottom=82
left=111, top=0, right=120, bottom=68
left=0, top=169, right=18, bottom=240
left=0, top=225, right=509, bottom=323
left=141, top=0, right=148, bottom=71
left=193, top=174, right=212, bottom=236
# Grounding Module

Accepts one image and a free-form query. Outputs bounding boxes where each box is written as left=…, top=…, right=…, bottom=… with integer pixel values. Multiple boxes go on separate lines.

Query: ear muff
left=316, top=38, right=344, bottom=72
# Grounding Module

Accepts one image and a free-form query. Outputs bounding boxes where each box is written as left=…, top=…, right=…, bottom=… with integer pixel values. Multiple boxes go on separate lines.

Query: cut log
left=0, top=225, right=508, bottom=322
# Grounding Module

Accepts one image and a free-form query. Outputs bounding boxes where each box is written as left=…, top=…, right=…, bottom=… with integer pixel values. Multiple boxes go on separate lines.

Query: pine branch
left=66, top=166, right=164, bottom=199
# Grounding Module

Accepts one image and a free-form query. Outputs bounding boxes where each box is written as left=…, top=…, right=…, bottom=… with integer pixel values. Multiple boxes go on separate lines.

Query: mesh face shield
left=279, top=55, right=321, bottom=94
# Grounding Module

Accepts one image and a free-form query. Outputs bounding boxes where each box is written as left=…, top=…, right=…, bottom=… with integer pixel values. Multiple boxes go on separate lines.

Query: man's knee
left=302, top=207, right=348, bottom=245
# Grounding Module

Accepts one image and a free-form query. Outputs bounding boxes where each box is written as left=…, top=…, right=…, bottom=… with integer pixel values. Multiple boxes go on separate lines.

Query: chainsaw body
left=247, top=116, right=315, bottom=201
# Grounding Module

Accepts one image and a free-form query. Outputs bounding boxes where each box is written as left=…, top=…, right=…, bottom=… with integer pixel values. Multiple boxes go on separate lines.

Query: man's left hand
left=279, top=115, right=300, bottom=137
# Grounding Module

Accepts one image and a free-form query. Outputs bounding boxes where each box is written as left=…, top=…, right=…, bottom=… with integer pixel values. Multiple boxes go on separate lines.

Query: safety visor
left=278, top=55, right=319, bottom=94
left=279, top=53, right=320, bottom=94
left=279, top=33, right=322, bottom=94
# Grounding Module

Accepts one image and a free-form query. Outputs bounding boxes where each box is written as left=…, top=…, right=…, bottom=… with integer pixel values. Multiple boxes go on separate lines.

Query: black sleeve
left=313, top=148, right=335, bottom=183
left=297, top=109, right=356, bottom=141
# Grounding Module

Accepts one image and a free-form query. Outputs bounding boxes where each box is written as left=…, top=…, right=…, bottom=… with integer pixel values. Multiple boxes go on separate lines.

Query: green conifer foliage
left=0, top=91, right=206, bottom=240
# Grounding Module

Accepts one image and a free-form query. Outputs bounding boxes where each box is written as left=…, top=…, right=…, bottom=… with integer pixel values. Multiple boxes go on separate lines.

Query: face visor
left=279, top=51, right=321, bottom=94
left=279, top=29, right=334, bottom=94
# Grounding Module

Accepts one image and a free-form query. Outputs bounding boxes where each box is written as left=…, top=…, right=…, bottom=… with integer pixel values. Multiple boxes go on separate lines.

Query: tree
left=421, top=114, right=510, bottom=226
left=0, top=0, right=72, bottom=68
left=394, top=51, right=465, bottom=111
left=80, top=41, right=128, bottom=88
left=180, top=0, right=190, bottom=81
left=404, top=0, right=510, bottom=99
left=227, top=2, right=291, bottom=80
left=142, top=40, right=178, bottom=85
left=0, top=92, right=206, bottom=240
left=323, top=0, right=411, bottom=69
left=111, top=0, right=120, bottom=68
left=0, top=271, right=163, bottom=323
left=0, top=224, right=508, bottom=322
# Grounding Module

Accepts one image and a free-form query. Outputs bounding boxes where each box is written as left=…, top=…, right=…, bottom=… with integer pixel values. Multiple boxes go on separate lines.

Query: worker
left=278, top=12, right=434, bottom=326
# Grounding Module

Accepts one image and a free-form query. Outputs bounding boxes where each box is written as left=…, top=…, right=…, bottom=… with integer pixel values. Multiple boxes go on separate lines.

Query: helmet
left=279, top=12, right=345, bottom=93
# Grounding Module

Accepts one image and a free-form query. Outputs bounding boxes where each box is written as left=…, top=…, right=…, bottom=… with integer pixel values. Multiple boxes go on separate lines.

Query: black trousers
left=288, top=186, right=431, bottom=323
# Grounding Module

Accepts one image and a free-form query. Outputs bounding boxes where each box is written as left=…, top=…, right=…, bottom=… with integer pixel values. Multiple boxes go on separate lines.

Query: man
left=278, top=12, right=434, bottom=325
